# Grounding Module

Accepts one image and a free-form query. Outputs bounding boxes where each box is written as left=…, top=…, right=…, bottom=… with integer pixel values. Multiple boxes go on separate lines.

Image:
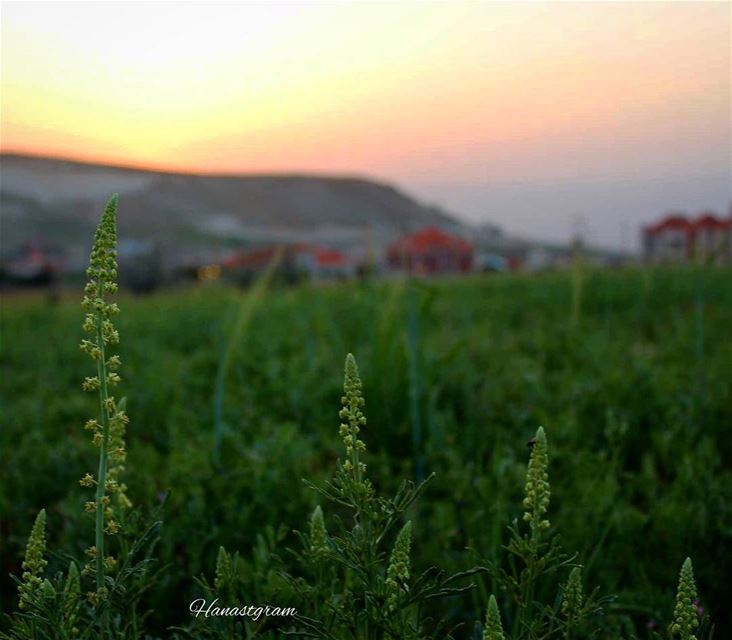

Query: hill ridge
left=0, top=152, right=465, bottom=268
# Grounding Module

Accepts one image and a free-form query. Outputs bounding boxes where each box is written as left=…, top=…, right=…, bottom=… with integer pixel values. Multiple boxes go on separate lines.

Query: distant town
left=4, top=209, right=731, bottom=293
left=1, top=154, right=730, bottom=292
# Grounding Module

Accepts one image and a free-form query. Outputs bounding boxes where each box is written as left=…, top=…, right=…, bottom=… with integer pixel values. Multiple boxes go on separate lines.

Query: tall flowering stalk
left=288, top=354, right=480, bottom=638
left=17, top=509, right=47, bottom=610
left=79, top=194, right=128, bottom=611
left=562, top=566, right=584, bottom=639
left=483, top=594, right=506, bottom=640
left=214, top=546, right=234, bottom=599
left=385, top=520, right=412, bottom=611
left=339, top=353, right=367, bottom=485
left=523, top=425, right=550, bottom=546
left=503, top=426, right=557, bottom=637
left=309, top=505, right=329, bottom=561
left=669, top=557, right=699, bottom=640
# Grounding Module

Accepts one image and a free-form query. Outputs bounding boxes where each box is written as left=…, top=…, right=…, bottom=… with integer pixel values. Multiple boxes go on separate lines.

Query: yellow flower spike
left=309, top=505, right=329, bottom=561
left=214, top=546, right=232, bottom=594
left=523, top=426, right=551, bottom=543
left=562, top=567, right=584, bottom=625
left=669, top=557, right=699, bottom=639
left=483, top=594, right=506, bottom=640
left=339, top=353, right=368, bottom=484
left=385, top=521, right=412, bottom=611
left=18, top=509, right=47, bottom=609
left=79, top=194, right=131, bottom=625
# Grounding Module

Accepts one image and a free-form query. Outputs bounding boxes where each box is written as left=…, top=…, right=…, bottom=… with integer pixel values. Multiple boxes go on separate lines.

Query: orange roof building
left=387, top=226, right=474, bottom=275
left=643, top=212, right=732, bottom=264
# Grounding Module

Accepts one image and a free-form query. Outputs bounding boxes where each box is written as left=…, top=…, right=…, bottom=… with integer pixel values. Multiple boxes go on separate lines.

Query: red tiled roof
left=645, top=213, right=732, bottom=236
left=645, top=215, right=693, bottom=235
left=388, top=226, right=473, bottom=256
left=694, top=214, right=731, bottom=231
left=314, top=248, right=346, bottom=267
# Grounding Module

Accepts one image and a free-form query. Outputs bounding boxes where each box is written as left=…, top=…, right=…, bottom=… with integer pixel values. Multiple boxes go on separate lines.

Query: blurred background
left=1, top=1, right=730, bottom=291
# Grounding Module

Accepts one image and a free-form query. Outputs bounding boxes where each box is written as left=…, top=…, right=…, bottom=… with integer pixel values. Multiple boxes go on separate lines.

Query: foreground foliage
left=1, top=197, right=731, bottom=637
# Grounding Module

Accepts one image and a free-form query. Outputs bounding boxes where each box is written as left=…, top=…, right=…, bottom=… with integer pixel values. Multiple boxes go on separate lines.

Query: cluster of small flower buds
left=339, top=354, right=367, bottom=478
left=80, top=546, right=116, bottom=577
left=79, top=195, right=123, bottom=418
left=79, top=196, right=121, bottom=370
left=562, top=566, right=584, bottom=625
left=79, top=473, right=95, bottom=488
left=214, top=546, right=233, bottom=594
left=385, top=520, right=412, bottom=611
left=81, top=546, right=96, bottom=578
left=106, top=400, right=131, bottom=510
left=85, top=586, right=109, bottom=607
left=309, top=505, right=329, bottom=561
left=483, top=594, right=506, bottom=640
left=18, top=510, right=47, bottom=609
left=523, top=426, right=551, bottom=537
left=669, top=557, right=699, bottom=639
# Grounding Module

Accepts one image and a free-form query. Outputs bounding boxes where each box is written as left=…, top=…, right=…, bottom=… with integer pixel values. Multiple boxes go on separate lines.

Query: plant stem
left=94, top=292, right=110, bottom=632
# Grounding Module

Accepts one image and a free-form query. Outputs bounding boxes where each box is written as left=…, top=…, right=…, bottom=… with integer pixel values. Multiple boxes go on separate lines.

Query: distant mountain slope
left=1, top=153, right=465, bottom=267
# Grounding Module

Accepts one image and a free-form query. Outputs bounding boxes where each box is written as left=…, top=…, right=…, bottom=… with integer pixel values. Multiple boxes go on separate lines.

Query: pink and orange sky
left=1, top=1, right=730, bottom=247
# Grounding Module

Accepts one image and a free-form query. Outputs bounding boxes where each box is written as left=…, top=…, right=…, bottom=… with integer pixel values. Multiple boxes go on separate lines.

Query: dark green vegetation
left=2, top=267, right=731, bottom=637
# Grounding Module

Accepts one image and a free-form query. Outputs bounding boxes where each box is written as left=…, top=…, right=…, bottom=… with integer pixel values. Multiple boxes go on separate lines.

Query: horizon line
left=0, top=148, right=393, bottom=185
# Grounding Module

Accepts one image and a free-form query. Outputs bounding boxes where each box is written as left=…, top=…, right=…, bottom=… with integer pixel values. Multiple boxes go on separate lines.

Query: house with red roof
left=693, top=212, right=732, bottom=264
left=643, top=211, right=731, bottom=264
left=386, top=226, right=474, bottom=275
left=642, top=214, right=694, bottom=263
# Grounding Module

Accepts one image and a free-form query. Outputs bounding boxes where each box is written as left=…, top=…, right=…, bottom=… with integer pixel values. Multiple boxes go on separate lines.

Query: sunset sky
left=2, top=1, right=730, bottom=248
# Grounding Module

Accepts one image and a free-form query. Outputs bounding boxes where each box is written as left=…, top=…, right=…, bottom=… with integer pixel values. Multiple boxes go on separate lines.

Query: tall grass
left=212, top=250, right=282, bottom=466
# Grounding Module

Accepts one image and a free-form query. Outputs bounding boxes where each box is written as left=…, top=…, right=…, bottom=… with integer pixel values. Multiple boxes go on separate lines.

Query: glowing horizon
left=1, top=1, right=730, bottom=246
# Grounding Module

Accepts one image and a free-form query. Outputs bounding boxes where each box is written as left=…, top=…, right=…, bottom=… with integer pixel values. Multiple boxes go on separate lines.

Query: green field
left=2, top=267, right=731, bottom=638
